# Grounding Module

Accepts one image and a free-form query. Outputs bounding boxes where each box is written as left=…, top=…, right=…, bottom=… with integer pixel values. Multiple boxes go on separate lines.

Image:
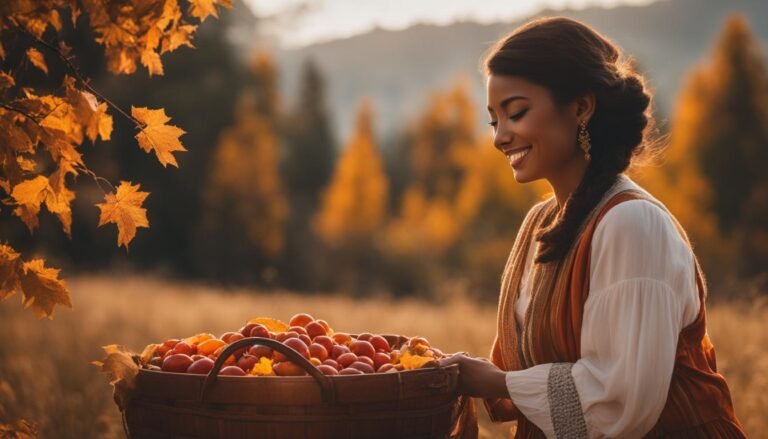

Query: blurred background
left=1, top=0, right=768, bottom=437
left=2, top=0, right=767, bottom=298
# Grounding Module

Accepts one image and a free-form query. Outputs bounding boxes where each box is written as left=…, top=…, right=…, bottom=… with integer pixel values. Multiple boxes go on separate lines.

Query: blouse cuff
left=505, top=363, right=555, bottom=437
left=548, top=363, right=589, bottom=438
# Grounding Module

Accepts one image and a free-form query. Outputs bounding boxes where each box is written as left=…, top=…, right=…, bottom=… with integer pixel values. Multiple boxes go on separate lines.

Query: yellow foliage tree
left=313, top=98, right=389, bottom=248
left=385, top=78, right=477, bottom=254
left=196, top=51, right=289, bottom=280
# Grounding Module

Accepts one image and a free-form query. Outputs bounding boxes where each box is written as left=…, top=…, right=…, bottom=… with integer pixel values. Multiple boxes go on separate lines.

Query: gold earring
left=578, top=120, right=591, bottom=161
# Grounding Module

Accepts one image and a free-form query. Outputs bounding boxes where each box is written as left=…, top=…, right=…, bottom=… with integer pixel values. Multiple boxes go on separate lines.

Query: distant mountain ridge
left=275, top=0, right=768, bottom=142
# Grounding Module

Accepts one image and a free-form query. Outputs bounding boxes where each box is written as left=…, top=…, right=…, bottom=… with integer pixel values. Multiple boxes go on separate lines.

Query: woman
left=438, top=16, right=747, bottom=438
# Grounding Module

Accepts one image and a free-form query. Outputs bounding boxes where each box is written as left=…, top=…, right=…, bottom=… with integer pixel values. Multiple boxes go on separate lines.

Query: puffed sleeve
left=503, top=199, right=700, bottom=438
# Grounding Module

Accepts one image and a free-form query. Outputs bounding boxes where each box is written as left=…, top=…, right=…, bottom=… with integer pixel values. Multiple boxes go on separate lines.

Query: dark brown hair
left=482, top=16, right=659, bottom=263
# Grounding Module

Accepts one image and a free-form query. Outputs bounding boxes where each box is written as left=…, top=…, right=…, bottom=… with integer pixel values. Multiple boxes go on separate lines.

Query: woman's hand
left=438, top=353, right=510, bottom=400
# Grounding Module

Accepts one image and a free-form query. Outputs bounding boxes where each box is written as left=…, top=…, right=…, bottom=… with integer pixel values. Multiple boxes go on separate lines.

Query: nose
left=493, top=122, right=512, bottom=151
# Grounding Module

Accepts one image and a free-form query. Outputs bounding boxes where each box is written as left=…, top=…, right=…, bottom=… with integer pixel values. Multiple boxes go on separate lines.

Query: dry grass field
left=0, top=274, right=765, bottom=438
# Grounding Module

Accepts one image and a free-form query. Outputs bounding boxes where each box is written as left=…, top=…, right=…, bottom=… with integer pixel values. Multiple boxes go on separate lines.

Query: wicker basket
left=122, top=335, right=470, bottom=438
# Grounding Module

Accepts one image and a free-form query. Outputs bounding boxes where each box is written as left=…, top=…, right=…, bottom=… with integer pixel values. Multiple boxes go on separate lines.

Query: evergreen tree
left=636, top=13, right=768, bottom=282
left=193, top=50, right=289, bottom=284
left=280, top=58, right=337, bottom=289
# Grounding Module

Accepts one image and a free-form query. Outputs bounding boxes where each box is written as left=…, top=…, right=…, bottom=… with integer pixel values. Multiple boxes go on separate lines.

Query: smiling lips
left=506, top=145, right=532, bottom=167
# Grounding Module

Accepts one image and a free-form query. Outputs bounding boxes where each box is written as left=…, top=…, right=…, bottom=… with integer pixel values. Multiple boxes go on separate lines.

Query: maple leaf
left=0, top=419, right=38, bottom=439
left=131, top=106, right=187, bottom=167
left=26, top=47, right=48, bottom=74
left=0, top=71, right=14, bottom=91
left=19, top=258, right=72, bottom=319
left=188, top=0, right=220, bottom=22
left=11, top=176, right=51, bottom=232
left=139, top=343, right=160, bottom=364
left=140, top=49, right=164, bottom=76
left=92, top=345, right=139, bottom=411
left=0, top=244, right=21, bottom=301
left=46, top=166, right=76, bottom=237
left=249, top=357, right=275, bottom=376
left=96, top=181, right=150, bottom=249
left=161, top=24, right=196, bottom=54
left=63, top=77, right=113, bottom=143
left=247, top=317, right=289, bottom=333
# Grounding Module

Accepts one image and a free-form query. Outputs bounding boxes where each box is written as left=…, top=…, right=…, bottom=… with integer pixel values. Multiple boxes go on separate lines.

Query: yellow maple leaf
left=140, top=49, right=164, bottom=76
left=46, top=162, right=78, bottom=237
left=188, top=0, right=220, bottom=22
left=26, top=47, right=48, bottom=74
left=247, top=317, right=289, bottom=333
left=93, top=344, right=139, bottom=411
left=19, top=258, right=72, bottom=319
left=11, top=176, right=50, bottom=232
left=249, top=357, right=275, bottom=376
left=96, top=181, right=150, bottom=249
left=0, top=244, right=21, bottom=301
left=63, top=77, right=113, bottom=143
left=132, top=106, right=187, bottom=167
left=161, top=24, right=196, bottom=54
left=11, top=175, right=49, bottom=207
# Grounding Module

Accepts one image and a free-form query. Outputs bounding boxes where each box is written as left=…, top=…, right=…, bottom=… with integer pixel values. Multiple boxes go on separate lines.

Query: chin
left=511, top=169, right=537, bottom=184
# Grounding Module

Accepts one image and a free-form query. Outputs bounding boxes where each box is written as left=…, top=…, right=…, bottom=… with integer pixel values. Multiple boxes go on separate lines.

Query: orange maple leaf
left=0, top=419, right=38, bottom=439
left=0, top=71, right=14, bottom=91
left=131, top=106, right=187, bottom=167
left=0, top=244, right=21, bottom=301
left=26, top=47, right=48, bottom=74
left=11, top=175, right=51, bottom=232
left=92, top=344, right=139, bottom=411
left=96, top=181, right=150, bottom=249
left=19, top=258, right=72, bottom=319
left=188, top=0, right=222, bottom=22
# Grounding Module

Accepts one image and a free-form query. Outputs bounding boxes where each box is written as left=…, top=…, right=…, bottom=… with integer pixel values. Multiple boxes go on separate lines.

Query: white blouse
left=505, top=194, right=701, bottom=438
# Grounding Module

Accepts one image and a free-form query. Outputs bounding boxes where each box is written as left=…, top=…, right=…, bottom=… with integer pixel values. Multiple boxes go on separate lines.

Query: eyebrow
left=487, top=95, right=529, bottom=112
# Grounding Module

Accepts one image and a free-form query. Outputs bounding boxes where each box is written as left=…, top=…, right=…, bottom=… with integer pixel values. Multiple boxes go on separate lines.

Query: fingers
left=437, top=352, right=466, bottom=367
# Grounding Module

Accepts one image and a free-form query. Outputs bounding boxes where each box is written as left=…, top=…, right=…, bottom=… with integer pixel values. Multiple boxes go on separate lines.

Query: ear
left=574, top=92, right=596, bottom=124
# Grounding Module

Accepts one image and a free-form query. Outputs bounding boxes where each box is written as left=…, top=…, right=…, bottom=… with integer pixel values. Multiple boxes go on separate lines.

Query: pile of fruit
left=139, top=313, right=444, bottom=377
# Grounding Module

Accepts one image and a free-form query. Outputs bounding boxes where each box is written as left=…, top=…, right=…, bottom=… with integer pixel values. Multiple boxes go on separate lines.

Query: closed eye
left=510, top=108, right=529, bottom=121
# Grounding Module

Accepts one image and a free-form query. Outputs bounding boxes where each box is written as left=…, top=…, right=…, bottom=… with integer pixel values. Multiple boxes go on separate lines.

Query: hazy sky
left=244, top=0, right=658, bottom=48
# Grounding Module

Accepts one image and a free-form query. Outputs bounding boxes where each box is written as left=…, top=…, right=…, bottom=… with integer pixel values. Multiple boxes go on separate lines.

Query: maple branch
left=0, top=103, right=41, bottom=125
left=14, top=23, right=142, bottom=128
left=73, top=163, right=116, bottom=195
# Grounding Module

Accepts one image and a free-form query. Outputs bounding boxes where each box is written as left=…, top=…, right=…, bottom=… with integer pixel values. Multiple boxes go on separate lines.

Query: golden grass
left=0, top=274, right=764, bottom=438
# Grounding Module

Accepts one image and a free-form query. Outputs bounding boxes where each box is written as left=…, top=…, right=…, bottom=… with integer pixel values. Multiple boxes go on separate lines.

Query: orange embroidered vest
left=483, top=189, right=747, bottom=438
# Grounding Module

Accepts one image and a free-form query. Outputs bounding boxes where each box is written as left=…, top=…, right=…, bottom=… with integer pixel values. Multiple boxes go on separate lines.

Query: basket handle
left=199, top=336, right=336, bottom=404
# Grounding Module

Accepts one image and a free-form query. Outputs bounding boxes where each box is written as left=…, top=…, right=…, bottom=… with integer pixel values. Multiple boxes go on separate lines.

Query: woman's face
left=486, top=74, right=583, bottom=184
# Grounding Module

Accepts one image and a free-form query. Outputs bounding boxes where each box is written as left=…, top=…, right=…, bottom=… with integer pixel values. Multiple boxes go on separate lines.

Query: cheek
left=531, top=110, right=575, bottom=159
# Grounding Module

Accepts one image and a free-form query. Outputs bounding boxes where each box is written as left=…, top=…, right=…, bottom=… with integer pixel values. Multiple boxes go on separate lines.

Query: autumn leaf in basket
left=247, top=317, right=289, bottom=333
left=249, top=357, right=275, bottom=376
left=92, top=344, right=140, bottom=411
left=399, top=351, right=438, bottom=370
left=182, top=332, right=216, bottom=345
